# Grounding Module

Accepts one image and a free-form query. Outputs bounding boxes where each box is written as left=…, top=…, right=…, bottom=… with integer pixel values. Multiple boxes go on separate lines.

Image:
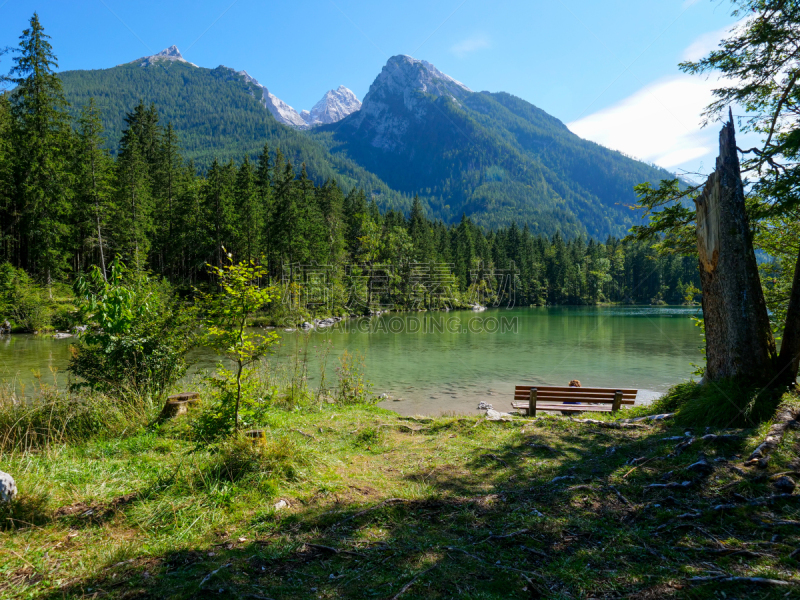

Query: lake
left=0, top=306, right=703, bottom=416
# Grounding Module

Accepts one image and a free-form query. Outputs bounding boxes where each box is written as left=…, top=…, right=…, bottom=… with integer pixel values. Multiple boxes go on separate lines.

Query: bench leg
left=612, top=390, right=623, bottom=413
left=529, top=388, right=537, bottom=417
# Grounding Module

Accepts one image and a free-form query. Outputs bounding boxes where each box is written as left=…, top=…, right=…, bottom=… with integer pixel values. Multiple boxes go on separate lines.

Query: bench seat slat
left=511, top=402, right=614, bottom=412
left=515, top=386, right=638, bottom=394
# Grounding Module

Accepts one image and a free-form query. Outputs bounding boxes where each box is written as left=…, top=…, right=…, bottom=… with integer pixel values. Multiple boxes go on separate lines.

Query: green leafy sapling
left=200, top=254, right=279, bottom=430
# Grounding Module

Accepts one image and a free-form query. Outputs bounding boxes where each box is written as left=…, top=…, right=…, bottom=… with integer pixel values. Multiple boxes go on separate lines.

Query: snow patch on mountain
left=127, top=45, right=198, bottom=68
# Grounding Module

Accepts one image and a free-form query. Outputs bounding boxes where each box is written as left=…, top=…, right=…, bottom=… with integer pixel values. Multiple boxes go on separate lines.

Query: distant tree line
left=0, top=14, right=700, bottom=319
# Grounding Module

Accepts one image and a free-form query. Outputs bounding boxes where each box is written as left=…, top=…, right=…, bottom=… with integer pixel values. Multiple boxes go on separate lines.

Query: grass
left=1, top=390, right=799, bottom=599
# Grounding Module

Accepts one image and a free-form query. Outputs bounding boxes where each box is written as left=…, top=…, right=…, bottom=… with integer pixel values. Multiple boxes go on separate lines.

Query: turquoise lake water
left=0, top=306, right=703, bottom=416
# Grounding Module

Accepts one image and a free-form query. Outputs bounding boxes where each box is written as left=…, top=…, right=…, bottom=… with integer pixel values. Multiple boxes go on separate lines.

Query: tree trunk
left=694, top=111, right=777, bottom=382
left=777, top=245, right=800, bottom=385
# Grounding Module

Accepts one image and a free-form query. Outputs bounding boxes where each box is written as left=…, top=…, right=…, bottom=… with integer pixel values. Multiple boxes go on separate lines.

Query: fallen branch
left=659, top=493, right=800, bottom=529
left=609, top=485, right=634, bottom=507
left=446, top=546, right=542, bottom=586
left=305, top=543, right=367, bottom=558
left=390, top=564, right=439, bottom=600
left=762, top=492, right=800, bottom=504
left=290, top=428, right=317, bottom=441
left=330, top=498, right=410, bottom=529
left=673, top=547, right=769, bottom=558
left=674, top=434, right=742, bottom=455
left=687, top=575, right=793, bottom=586
left=644, top=481, right=692, bottom=491
left=520, top=545, right=549, bottom=558
left=199, top=563, right=231, bottom=588
left=480, top=453, right=509, bottom=467
left=470, top=528, right=530, bottom=546
left=747, top=405, right=800, bottom=467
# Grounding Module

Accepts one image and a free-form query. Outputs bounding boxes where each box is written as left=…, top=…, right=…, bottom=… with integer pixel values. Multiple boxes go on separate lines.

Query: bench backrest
left=514, top=385, right=637, bottom=405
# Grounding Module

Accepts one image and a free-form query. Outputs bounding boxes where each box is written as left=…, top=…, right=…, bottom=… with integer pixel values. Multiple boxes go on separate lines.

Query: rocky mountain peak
left=366, top=55, right=471, bottom=104
left=344, top=55, right=472, bottom=152
left=301, top=86, right=362, bottom=127
left=127, top=45, right=197, bottom=68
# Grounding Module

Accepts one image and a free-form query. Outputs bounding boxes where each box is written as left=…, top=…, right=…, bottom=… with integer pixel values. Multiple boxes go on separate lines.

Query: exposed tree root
left=746, top=405, right=800, bottom=467
left=569, top=418, right=646, bottom=429
left=620, top=413, right=675, bottom=423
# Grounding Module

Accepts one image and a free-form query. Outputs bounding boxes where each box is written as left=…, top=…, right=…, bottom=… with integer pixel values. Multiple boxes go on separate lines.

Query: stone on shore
left=0, top=470, right=17, bottom=503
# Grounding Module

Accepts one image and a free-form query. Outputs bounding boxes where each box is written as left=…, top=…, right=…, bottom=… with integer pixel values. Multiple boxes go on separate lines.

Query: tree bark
left=777, top=245, right=800, bottom=385
left=694, top=111, right=777, bottom=382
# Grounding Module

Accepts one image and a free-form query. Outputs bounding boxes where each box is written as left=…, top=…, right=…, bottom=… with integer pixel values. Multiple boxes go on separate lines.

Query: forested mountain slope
left=57, top=52, right=676, bottom=238
left=316, top=55, right=677, bottom=238
left=58, top=60, right=413, bottom=212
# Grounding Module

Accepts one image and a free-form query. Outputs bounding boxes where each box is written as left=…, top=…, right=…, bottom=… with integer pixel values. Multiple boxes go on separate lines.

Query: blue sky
left=1, top=0, right=746, bottom=177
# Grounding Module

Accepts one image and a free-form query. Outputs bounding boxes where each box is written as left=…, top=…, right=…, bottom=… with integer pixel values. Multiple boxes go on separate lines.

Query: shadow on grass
left=23, top=412, right=800, bottom=600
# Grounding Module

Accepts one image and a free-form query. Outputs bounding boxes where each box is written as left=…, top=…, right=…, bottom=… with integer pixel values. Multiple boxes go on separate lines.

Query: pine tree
left=233, top=156, right=263, bottom=262
left=202, top=159, right=236, bottom=269
left=114, top=129, right=153, bottom=269
left=74, top=98, right=114, bottom=279
left=9, top=12, right=74, bottom=287
left=255, top=143, right=274, bottom=267
left=407, top=196, right=433, bottom=262
left=0, top=96, right=15, bottom=265
left=152, top=122, right=185, bottom=276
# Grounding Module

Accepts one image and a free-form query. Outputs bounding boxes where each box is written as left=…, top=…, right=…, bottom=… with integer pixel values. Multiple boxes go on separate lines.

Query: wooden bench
left=511, top=386, right=637, bottom=416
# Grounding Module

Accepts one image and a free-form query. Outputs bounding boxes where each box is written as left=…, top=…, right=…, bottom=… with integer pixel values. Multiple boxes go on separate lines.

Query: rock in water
left=0, top=470, right=17, bottom=502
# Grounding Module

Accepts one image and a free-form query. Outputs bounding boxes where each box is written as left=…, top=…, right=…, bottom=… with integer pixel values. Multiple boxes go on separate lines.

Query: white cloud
left=681, top=25, right=735, bottom=62
left=450, top=34, right=490, bottom=58
left=566, top=25, right=763, bottom=175
left=568, top=75, right=719, bottom=170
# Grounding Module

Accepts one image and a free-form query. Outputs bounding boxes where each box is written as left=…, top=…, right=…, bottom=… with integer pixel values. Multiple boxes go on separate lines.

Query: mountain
left=115, top=46, right=360, bottom=131
left=58, top=48, right=411, bottom=211
left=125, top=45, right=197, bottom=68
left=233, top=68, right=308, bottom=129
left=301, top=86, right=362, bottom=127
left=57, top=48, right=676, bottom=238
left=314, top=54, right=676, bottom=237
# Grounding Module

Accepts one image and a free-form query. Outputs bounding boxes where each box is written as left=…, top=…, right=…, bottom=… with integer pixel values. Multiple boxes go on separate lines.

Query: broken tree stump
left=694, top=110, right=777, bottom=381
left=159, top=392, right=201, bottom=420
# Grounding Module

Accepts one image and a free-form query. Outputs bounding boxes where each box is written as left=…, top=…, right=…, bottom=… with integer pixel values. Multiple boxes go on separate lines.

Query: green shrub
left=68, top=259, right=196, bottom=401
left=0, top=262, right=51, bottom=332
